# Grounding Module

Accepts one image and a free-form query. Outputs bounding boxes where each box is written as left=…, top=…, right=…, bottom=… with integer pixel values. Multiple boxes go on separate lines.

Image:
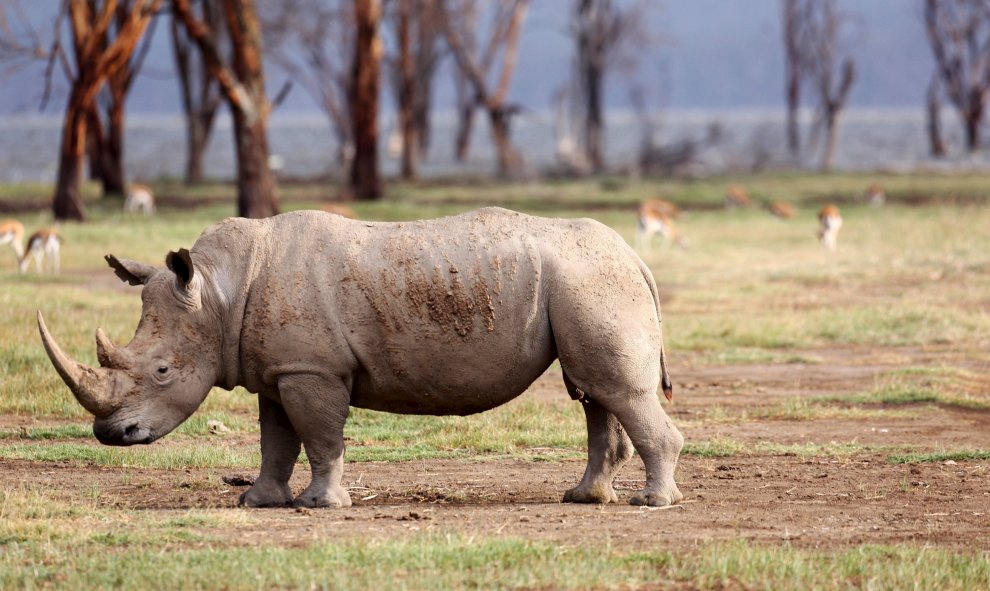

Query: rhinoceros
left=38, top=208, right=684, bottom=508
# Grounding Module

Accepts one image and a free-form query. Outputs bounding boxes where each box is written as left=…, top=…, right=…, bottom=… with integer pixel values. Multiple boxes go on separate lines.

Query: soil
left=4, top=345, right=989, bottom=551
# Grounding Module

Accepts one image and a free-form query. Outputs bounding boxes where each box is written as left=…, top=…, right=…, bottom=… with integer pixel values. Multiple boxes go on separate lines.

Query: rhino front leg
left=277, top=374, right=353, bottom=509
left=563, top=398, right=634, bottom=504
left=240, top=394, right=300, bottom=508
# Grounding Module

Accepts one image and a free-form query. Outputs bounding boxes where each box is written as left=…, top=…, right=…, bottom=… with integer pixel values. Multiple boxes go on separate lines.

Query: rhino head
left=38, top=249, right=222, bottom=446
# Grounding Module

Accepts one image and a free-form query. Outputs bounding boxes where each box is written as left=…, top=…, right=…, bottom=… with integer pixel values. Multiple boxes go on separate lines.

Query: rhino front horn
left=37, top=311, right=116, bottom=418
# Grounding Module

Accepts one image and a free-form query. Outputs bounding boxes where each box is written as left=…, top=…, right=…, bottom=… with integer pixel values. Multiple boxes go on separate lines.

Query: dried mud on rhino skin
left=2, top=455, right=988, bottom=551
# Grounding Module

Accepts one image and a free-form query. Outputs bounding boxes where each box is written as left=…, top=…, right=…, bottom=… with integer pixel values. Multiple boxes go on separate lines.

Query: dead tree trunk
left=397, top=0, right=417, bottom=179
left=927, top=74, right=946, bottom=157
left=349, top=0, right=382, bottom=200
left=171, top=0, right=222, bottom=185
left=53, top=89, right=90, bottom=221
left=51, top=0, right=161, bottom=221
left=782, top=0, right=806, bottom=158
left=442, top=0, right=529, bottom=177
left=924, top=0, right=990, bottom=154
left=173, top=0, right=280, bottom=218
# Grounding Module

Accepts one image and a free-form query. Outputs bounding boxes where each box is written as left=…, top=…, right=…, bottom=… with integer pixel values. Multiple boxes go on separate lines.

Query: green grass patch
left=0, top=441, right=260, bottom=469
left=887, top=449, right=990, bottom=464
left=1, top=532, right=988, bottom=590
left=0, top=424, right=92, bottom=440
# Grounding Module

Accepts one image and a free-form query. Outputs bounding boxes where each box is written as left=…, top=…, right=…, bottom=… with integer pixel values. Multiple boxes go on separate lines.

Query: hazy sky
left=0, top=1, right=934, bottom=116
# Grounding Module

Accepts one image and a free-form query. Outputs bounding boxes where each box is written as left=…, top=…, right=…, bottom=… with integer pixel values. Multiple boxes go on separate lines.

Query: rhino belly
left=349, top=329, right=557, bottom=416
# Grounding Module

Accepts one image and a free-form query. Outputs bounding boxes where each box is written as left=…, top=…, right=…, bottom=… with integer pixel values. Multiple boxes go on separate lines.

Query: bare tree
left=924, top=0, right=990, bottom=152
left=171, top=0, right=223, bottom=185
left=441, top=0, right=529, bottom=177
left=263, top=0, right=355, bottom=173
left=803, top=0, right=855, bottom=171
left=449, top=0, right=476, bottom=161
left=173, top=0, right=280, bottom=218
left=386, top=0, right=443, bottom=179
left=48, top=0, right=161, bottom=221
left=927, top=73, right=946, bottom=157
left=86, top=2, right=160, bottom=197
left=782, top=0, right=812, bottom=157
left=350, top=0, right=382, bottom=199
left=570, top=0, right=645, bottom=173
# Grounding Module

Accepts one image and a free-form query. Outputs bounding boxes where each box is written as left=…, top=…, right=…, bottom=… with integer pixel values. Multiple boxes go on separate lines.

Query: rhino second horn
left=95, top=328, right=124, bottom=368
left=37, top=311, right=116, bottom=418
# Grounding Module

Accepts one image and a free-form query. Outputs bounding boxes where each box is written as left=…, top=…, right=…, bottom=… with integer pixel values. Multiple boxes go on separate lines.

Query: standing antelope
left=725, top=185, right=753, bottom=209
left=124, top=183, right=156, bottom=215
left=865, top=183, right=885, bottom=207
left=817, top=204, right=842, bottom=251
left=0, top=218, right=25, bottom=267
left=20, top=227, right=62, bottom=274
left=636, top=199, right=687, bottom=250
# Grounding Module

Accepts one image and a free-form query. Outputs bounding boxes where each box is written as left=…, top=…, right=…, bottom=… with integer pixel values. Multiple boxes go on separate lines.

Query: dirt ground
left=4, top=346, right=989, bottom=551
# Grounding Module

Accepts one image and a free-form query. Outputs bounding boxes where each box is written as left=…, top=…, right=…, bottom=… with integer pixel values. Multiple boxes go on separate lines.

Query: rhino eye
left=157, top=366, right=169, bottom=375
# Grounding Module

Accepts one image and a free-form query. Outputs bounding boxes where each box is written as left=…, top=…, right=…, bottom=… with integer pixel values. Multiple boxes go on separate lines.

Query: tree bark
left=51, top=0, right=161, bottom=221
left=232, top=110, right=278, bottom=218
left=783, top=0, right=802, bottom=157
left=927, top=75, right=945, bottom=157
left=53, top=92, right=89, bottom=221
left=397, top=0, right=417, bottom=179
left=173, top=0, right=280, bottom=217
left=349, top=0, right=382, bottom=200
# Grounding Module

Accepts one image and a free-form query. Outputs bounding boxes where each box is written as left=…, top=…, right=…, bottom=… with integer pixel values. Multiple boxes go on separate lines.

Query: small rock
left=295, top=507, right=312, bottom=516
left=943, top=460, right=957, bottom=466
left=207, top=420, right=230, bottom=435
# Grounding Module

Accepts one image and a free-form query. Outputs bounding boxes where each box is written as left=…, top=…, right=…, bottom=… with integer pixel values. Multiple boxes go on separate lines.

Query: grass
left=887, top=449, right=990, bottom=464
left=1, top=521, right=988, bottom=590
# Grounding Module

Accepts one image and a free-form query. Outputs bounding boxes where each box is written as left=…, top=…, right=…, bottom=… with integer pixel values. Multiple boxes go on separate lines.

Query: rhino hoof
left=238, top=483, right=294, bottom=508
left=628, top=485, right=683, bottom=507
left=292, top=487, right=352, bottom=509
left=563, top=484, right=618, bottom=504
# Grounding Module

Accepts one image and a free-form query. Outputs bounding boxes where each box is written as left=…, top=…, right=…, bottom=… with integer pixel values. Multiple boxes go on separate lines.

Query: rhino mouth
left=93, top=420, right=158, bottom=446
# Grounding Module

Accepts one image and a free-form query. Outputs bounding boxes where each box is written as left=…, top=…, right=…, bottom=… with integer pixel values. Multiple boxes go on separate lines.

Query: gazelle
left=636, top=199, right=687, bottom=250
left=817, top=204, right=842, bottom=251
left=725, top=185, right=753, bottom=209
left=0, top=218, right=25, bottom=267
left=124, top=183, right=156, bottom=215
left=768, top=201, right=796, bottom=219
left=320, top=203, right=358, bottom=219
left=865, top=183, right=885, bottom=207
left=20, top=227, right=62, bottom=274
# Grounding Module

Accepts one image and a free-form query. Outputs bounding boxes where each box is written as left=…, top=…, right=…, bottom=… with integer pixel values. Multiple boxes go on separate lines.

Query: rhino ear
left=105, top=255, right=157, bottom=286
left=166, top=248, right=195, bottom=289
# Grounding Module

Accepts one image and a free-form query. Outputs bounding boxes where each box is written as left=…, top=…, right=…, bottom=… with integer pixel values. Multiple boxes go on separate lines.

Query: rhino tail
left=635, top=256, right=673, bottom=402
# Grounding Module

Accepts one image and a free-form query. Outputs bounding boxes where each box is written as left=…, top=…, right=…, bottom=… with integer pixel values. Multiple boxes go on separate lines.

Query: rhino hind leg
left=563, top=394, right=634, bottom=504
left=276, top=374, right=353, bottom=509
left=240, top=395, right=300, bottom=508
left=607, top=393, right=684, bottom=507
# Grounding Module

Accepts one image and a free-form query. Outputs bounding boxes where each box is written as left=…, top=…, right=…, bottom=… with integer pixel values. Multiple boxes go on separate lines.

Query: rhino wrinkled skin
left=38, top=208, right=684, bottom=508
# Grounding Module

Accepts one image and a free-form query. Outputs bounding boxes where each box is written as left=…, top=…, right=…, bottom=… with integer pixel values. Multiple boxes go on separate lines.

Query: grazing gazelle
left=0, top=218, right=25, bottom=267
left=725, top=185, right=753, bottom=209
left=767, top=201, right=796, bottom=219
left=320, top=203, right=358, bottom=219
left=865, top=183, right=885, bottom=207
left=124, top=183, right=156, bottom=215
left=20, top=227, right=62, bottom=274
left=636, top=199, right=687, bottom=250
left=817, top=204, right=842, bottom=251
